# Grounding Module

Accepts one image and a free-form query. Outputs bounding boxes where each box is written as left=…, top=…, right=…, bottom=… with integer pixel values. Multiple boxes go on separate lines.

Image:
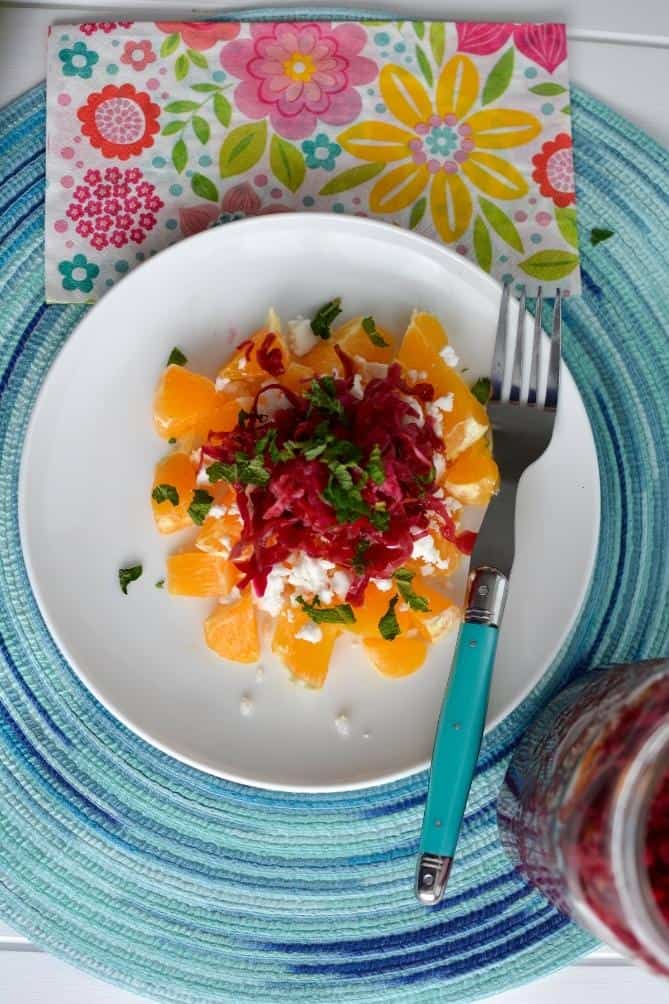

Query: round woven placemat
left=1, top=78, right=668, bottom=1002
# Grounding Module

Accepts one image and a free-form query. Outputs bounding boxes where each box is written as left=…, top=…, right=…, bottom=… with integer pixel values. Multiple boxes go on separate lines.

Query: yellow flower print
left=338, top=55, right=541, bottom=243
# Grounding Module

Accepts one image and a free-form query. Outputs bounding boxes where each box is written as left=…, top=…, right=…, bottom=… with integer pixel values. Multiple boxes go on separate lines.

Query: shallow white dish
left=20, top=214, right=599, bottom=791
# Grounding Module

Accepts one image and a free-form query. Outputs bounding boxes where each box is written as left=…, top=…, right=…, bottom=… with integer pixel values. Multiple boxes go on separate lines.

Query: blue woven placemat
left=1, top=72, right=669, bottom=1002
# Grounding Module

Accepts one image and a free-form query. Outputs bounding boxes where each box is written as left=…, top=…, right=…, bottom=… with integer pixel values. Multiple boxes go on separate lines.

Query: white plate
left=20, top=215, right=599, bottom=791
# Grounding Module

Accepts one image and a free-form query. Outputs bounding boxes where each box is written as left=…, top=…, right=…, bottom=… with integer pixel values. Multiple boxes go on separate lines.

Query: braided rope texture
left=0, top=79, right=668, bottom=1002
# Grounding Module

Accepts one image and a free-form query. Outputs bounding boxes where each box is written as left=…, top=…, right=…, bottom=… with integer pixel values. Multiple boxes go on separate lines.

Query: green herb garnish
left=362, top=316, right=389, bottom=348
left=296, top=595, right=356, bottom=625
left=151, top=483, right=179, bottom=506
left=393, top=568, right=431, bottom=612
left=370, top=506, right=390, bottom=532
left=167, top=347, right=187, bottom=366
left=304, top=375, right=344, bottom=418
left=119, top=564, right=142, bottom=595
left=311, top=297, right=342, bottom=340
left=353, top=539, right=371, bottom=574
left=168, top=437, right=177, bottom=444
left=471, top=377, right=491, bottom=405
left=367, top=444, right=385, bottom=485
left=155, top=579, right=165, bottom=589
left=207, top=455, right=270, bottom=487
left=416, top=465, right=436, bottom=487
left=206, top=461, right=231, bottom=483
left=188, top=489, right=214, bottom=525
left=323, top=474, right=369, bottom=524
left=378, top=595, right=401, bottom=640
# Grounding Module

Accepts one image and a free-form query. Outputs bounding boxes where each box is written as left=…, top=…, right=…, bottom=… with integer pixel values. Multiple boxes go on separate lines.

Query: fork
left=415, top=283, right=562, bottom=905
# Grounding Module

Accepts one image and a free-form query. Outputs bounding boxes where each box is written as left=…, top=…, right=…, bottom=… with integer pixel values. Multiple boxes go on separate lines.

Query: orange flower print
left=77, top=84, right=160, bottom=160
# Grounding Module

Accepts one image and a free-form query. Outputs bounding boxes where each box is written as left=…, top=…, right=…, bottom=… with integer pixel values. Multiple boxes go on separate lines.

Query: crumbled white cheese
left=434, top=453, right=446, bottom=481
left=434, top=394, right=454, bottom=413
left=255, top=563, right=290, bottom=616
left=411, top=535, right=452, bottom=570
left=371, top=577, right=393, bottom=592
left=351, top=373, right=364, bottom=400
left=334, top=713, right=351, bottom=737
left=427, top=395, right=455, bottom=435
left=406, top=369, right=428, bottom=383
left=400, top=394, right=425, bottom=426
left=215, top=376, right=231, bottom=392
left=238, top=356, right=247, bottom=371
left=331, top=570, right=352, bottom=600
left=257, top=387, right=288, bottom=418
left=353, top=356, right=389, bottom=380
left=219, top=586, right=241, bottom=606
left=286, top=554, right=335, bottom=597
left=422, top=564, right=436, bottom=576
left=239, top=694, right=254, bottom=717
left=295, top=621, right=323, bottom=644
left=434, top=487, right=445, bottom=499
left=286, top=316, right=319, bottom=357
left=190, top=448, right=202, bottom=466
left=445, top=496, right=462, bottom=515
left=440, top=345, right=460, bottom=368
left=207, top=503, right=228, bottom=519
left=196, top=466, right=210, bottom=486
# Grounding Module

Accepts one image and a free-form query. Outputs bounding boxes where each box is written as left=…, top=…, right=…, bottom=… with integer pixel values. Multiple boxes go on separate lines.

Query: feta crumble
left=295, top=621, right=323, bottom=644
left=440, top=345, right=460, bottom=368
left=215, top=376, right=231, bottom=392
left=371, top=577, right=393, bottom=592
left=286, top=316, right=319, bottom=357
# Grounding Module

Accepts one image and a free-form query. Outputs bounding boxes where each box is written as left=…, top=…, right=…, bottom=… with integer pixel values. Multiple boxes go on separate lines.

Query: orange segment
left=345, top=583, right=409, bottom=636
left=407, top=580, right=461, bottom=641
left=272, top=607, right=340, bottom=688
left=204, top=590, right=259, bottom=663
left=282, top=362, right=314, bottom=393
left=403, top=310, right=448, bottom=353
left=409, top=535, right=462, bottom=576
left=154, top=365, right=236, bottom=441
left=167, top=552, right=240, bottom=597
left=334, top=316, right=395, bottom=364
left=217, top=329, right=290, bottom=385
left=151, top=452, right=196, bottom=534
left=196, top=513, right=242, bottom=556
left=300, top=339, right=342, bottom=377
left=443, top=438, right=500, bottom=505
left=397, top=324, right=488, bottom=459
left=363, top=635, right=428, bottom=677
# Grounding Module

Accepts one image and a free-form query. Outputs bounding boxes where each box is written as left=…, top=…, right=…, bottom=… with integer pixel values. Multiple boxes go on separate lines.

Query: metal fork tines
left=491, top=282, right=561, bottom=412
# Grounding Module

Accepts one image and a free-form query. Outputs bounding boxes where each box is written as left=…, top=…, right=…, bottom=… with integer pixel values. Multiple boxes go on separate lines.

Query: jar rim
left=612, top=717, right=669, bottom=968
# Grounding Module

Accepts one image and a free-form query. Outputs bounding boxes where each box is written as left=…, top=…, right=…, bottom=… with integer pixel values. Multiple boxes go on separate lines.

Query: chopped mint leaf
left=590, top=227, right=614, bottom=246
left=323, top=474, right=369, bottom=524
left=304, top=375, right=344, bottom=418
left=207, top=461, right=234, bottom=483
left=155, top=579, right=165, bottom=589
left=393, top=567, right=431, bottom=612
left=303, top=442, right=328, bottom=460
left=378, top=595, right=401, bottom=640
left=235, top=452, right=270, bottom=486
left=188, top=489, right=214, bottom=525
left=367, top=444, right=385, bottom=485
left=416, top=465, right=436, bottom=486
left=353, top=538, right=371, bottom=574
left=362, top=316, right=389, bottom=348
left=151, top=483, right=179, bottom=506
left=119, top=564, right=142, bottom=595
left=168, top=437, right=177, bottom=444
left=471, top=376, right=491, bottom=405
left=296, top=595, right=356, bottom=625
left=329, top=462, right=355, bottom=492
left=311, top=297, right=342, bottom=340
left=167, top=347, right=187, bottom=366
left=370, top=506, right=390, bottom=532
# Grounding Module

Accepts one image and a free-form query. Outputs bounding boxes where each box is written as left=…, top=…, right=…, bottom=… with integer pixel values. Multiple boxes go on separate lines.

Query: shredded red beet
left=256, top=332, right=285, bottom=377
left=203, top=363, right=459, bottom=602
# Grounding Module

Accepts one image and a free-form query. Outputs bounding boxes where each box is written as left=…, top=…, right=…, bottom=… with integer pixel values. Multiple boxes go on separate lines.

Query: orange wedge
left=154, top=365, right=239, bottom=441
left=403, top=310, right=448, bottom=353
left=204, top=589, right=259, bottom=663
left=344, top=583, right=408, bottom=636
left=151, top=452, right=196, bottom=534
left=195, top=512, right=242, bottom=556
left=406, top=581, right=461, bottom=641
left=217, top=328, right=290, bottom=385
left=281, top=362, right=314, bottom=394
left=334, top=316, right=395, bottom=364
left=167, top=552, right=240, bottom=597
left=272, top=607, right=340, bottom=688
left=443, top=438, right=500, bottom=505
left=363, top=635, right=428, bottom=677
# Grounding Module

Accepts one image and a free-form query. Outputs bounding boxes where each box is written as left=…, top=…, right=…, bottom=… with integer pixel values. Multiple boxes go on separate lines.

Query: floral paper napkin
left=45, top=19, right=580, bottom=301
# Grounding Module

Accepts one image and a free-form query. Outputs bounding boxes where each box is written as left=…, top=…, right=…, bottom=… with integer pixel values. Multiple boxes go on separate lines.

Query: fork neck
left=465, top=567, right=508, bottom=628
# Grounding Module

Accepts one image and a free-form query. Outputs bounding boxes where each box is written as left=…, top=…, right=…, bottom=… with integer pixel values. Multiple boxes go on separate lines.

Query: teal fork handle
left=416, top=621, right=499, bottom=900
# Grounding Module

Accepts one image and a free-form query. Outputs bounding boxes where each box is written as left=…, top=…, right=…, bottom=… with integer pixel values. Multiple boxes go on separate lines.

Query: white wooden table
left=1, top=0, right=668, bottom=999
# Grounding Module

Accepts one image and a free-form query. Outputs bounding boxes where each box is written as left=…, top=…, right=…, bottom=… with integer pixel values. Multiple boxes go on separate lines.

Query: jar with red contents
left=498, top=660, right=669, bottom=972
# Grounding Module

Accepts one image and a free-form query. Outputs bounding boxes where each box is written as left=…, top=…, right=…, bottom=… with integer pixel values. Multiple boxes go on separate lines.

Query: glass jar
left=498, top=660, right=669, bottom=973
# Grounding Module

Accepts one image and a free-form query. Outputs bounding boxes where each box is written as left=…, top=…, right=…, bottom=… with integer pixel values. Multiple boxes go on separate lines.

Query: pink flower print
left=84, top=168, right=101, bottom=186
left=125, top=167, right=142, bottom=183
left=144, top=194, right=164, bottom=212
left=99, top=23, right=117, bottom=33
left=75, top=219, right=94, bottom=237
left=96, top=214, right=113, bottom=232
left=130, top=228, right=146, bottom=243
left=66, top=203, right=84, bottom=221
left=120, top=39, right=156, bottom=72
left=79, top=24, right=97, bottom=36
left=136, top=181, right=153, bottom=198
left=156, top=21, right=240, bottom=52
left=514, top=23, right=567, bottom=74
left=124, top=195, right=141, bottom=213
left=73, top=185, right=90, bottom=202
left=113, top=183, right=130, bottom=199
left=84, top=200, right=102, bottom=217
left=118, top=22, right=133, bottom=29
left=221, top=22, right=377, bottom=140
left=115, top=212, right=133, bottom=230
left=179, top=204, right=220, bottom=237
left=455, top=22, right=514, bottom=55
left=110, top=230, right=128, bottom=248
left=104, top=167, right=122, bottom=184
left=91, top=233, right=109, bottom=250
left=103, top=198, right=121, bottom=215
left=94, top=183, right=112, bottom=199
left=139, top=212, right=156, bottom=229
left=221, top=182, right=262, bottom=215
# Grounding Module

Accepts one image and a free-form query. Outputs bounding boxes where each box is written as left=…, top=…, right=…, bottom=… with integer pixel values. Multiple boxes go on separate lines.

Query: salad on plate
left=150, top=301, right=498, bottom=688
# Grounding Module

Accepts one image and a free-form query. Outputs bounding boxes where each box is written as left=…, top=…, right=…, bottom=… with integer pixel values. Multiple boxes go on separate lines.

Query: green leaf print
left=479, top=197, right=524, bottom=252
left=473, top=216, right=493, bottom=273
left=270, top=136, right=306, bottom=193
left=219, top=122, right=267, bottom=178
left=319, top=162, right=385, bottom=196
left=555, top=207, right=579, bottom=249
left=519, top=250, right=580, bottom=280
left=481, top=48, right=515, bottom=106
